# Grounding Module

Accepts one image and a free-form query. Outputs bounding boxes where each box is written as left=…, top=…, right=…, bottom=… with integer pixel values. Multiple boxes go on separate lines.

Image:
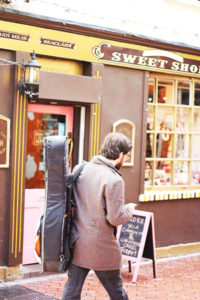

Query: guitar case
left=42, top=135, right=69, bottom=272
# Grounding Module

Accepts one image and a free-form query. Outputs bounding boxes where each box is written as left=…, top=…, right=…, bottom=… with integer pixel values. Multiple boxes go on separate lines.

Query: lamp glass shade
left=25, top=66, right=40, bottom=84
left=24, top=51, right=41, bottom=85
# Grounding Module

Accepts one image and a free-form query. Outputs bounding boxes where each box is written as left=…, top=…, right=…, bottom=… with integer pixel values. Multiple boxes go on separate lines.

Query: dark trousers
left=61, top=264, right=129, bottom=300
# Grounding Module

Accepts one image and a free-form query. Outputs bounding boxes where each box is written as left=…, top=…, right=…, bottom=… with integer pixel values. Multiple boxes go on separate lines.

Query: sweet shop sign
left=92, top=42, right=200, bottom=76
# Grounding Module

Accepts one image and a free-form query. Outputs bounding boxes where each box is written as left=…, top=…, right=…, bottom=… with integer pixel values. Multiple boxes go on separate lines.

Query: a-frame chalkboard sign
left=117, top=210, right=157, bottom=283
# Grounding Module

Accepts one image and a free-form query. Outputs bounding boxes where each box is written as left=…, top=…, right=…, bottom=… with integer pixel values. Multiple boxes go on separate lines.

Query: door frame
left=22, top=103, right=74, bottom=265
left=28, top=104, right=74, bottom=134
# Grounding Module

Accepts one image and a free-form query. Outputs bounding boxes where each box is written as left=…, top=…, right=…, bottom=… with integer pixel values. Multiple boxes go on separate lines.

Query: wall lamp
left=18, top=50, right=41, bottom=98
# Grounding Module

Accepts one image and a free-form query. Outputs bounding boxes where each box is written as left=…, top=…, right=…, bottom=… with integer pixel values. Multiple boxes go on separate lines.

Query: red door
left=22, top=104, right=73, bottom=265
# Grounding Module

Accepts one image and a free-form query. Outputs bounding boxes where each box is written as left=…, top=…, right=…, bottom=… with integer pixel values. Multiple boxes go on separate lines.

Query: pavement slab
left=1, top=253, right=199, bottom=299
left=0, top=284, right=56, bottom=300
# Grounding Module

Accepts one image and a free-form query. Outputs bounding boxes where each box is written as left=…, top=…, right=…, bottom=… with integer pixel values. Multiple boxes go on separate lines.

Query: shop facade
left=0, top=11, right=200, bottom=278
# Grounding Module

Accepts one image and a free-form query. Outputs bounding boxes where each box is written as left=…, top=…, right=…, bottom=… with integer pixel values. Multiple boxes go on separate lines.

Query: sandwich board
left=117, top=210, right=157, bottom=283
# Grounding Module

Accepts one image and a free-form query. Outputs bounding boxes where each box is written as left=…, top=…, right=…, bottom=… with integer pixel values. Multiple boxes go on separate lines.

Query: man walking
left=61, top=132, right=136, bottom=300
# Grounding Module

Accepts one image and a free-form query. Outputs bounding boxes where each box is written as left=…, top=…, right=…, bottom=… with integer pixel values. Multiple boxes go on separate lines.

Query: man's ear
left=119, top=152, right=124, bottom=160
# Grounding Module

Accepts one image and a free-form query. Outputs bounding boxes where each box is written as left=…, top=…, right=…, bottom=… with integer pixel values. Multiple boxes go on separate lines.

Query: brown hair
left=100, top=132, right=132, bottom=160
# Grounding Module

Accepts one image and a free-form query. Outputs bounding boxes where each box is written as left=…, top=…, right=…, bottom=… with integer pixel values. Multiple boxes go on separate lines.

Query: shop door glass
left=23, top=104, right=73, bottom=265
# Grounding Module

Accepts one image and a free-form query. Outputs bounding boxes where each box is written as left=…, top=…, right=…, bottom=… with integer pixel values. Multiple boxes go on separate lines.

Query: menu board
left=117, top=210, right=157, bottom=283
left=119, top=215, right=146, bottom=258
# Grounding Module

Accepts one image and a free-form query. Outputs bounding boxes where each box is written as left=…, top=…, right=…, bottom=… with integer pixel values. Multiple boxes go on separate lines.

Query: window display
left=145, top=76, right=200, bottom=190
left=176, top=108, right=190, bottom=132
left=175, top=134, right=189, bottom=159
left=174, top=161, right=189, bottom=185
left=155, top=161, right=171, bottom=186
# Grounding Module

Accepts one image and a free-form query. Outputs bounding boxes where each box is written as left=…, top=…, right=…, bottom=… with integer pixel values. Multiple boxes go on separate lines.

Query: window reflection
left=177, top=81, right=190, bottom=105
left=192, top=135, right=200, bottom=159
left=176, top=108, right=190, bottom=132
left=157, top=80, right=174, bottom=104
left=175, top=134, right=189, bottom=158
left=148, top=79, right=155, bottom=103
left=193, top=109, right=200, bottom=132
left=194, top=82, right=200, bottom=106
left=147, top=106, right=154, bottom=130
left=156, top=107, right=173, bottom=131
left=146, top=123, right=153, bottom=158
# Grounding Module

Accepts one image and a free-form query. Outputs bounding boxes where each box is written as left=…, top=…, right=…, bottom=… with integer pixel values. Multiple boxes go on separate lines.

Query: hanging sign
left=0, top=30, right=30, bottom=42
left=117, top=210, right=157, bottom=283
left=0, top=115, right=10, bottom=168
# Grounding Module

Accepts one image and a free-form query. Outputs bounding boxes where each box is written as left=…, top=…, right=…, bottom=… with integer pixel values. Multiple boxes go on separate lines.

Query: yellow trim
left=0, top=20, right=200, bottom=77
left=94, top=103, right=98, bottom=155
left=139, top=189, right=200, bottom=202
left=97, top=103, right=101, bottom=153
left=90, top=104, right=94, bottom=160
left=12, top=78, right=20, bottom=253
left=19, top=96, right=26, bottom=252
left=15, top=94, right=23, bottom=258
left=90, top=103, right=101, bottom=159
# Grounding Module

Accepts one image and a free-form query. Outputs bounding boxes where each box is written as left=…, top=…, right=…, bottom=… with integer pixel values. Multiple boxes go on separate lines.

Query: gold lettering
left=0, top=140, right=4, bottom=147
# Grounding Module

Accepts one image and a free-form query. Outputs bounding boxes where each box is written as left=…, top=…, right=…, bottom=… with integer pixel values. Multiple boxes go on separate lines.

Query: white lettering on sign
left=111, top=52, right=169, bottom=69
left=40, top=38, right=76, bottom=49
left=0, top=30, right=30, bottom=41
left=93, top=43, right=200, bottom=75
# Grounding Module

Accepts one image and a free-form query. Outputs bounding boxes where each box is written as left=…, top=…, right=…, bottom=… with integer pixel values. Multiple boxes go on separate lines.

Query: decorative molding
left=113, top=119, right=135, bottom=166
left=0, top=114, right=10, bottom=168
left=139, top=189, right=200, bottom=202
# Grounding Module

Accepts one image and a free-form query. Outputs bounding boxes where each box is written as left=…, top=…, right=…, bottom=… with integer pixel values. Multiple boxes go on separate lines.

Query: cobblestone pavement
left=1, top=253, right=200, bottom=299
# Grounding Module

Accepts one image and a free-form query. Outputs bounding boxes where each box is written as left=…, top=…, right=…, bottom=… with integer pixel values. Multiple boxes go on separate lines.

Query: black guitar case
left=42, top=135, right=69, bottom=272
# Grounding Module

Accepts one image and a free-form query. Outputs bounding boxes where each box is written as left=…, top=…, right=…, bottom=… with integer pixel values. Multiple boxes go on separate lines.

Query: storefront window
left=194, top=82, right=200, bottom=106
left=176, top=108, right=190, bottom=132
left=145, top=76, right=200, bottom=190
left=157, top=80, right=174, bottom=104
left=155, top=161, right=171, bottom=186
left=174, top=161, right=189, bottom=185
left=177, top=81, right=191, bottom=105
left=193, top=109, right=200, bottom=131
left=148, top=78, right=155, bottom=103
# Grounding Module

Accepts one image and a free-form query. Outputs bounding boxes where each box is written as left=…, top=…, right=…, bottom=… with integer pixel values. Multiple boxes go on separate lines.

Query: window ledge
left=139, top=189, right=200, bottom=202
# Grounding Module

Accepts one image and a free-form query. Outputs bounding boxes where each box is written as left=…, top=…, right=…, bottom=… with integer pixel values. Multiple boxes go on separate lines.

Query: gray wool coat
left=70, top=155, right=134, bottom=271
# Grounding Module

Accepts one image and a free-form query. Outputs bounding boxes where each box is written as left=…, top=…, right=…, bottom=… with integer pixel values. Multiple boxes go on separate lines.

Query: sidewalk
left=0, top=253, right=199, bottom=299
